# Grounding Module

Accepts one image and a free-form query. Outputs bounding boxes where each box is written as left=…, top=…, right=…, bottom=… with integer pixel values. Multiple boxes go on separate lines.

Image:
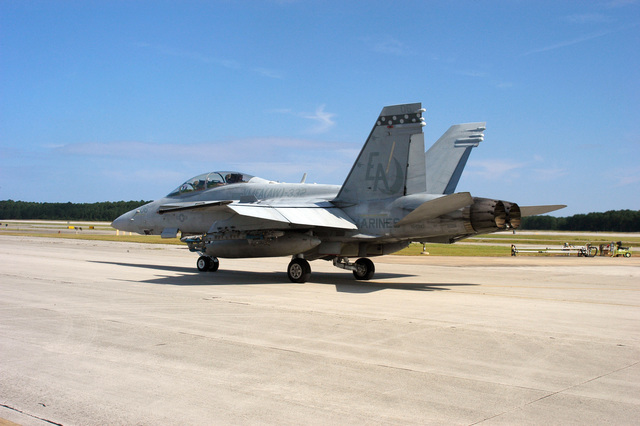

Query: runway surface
left=1, top=236, right=639, bottom=425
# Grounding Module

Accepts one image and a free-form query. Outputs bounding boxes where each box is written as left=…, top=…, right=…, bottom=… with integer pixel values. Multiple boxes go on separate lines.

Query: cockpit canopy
left=167, top=171, right=254, bottom=197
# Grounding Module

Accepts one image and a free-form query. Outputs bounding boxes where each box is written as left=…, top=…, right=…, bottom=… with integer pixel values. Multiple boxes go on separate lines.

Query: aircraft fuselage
left=112, top=102, right=564, bottom=282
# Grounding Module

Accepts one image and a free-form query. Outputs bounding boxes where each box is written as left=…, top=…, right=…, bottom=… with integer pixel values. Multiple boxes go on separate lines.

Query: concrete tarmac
left=1, top=236, right=639, bottom=425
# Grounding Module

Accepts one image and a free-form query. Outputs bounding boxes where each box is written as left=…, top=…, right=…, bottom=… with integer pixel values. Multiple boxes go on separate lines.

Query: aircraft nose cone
left=111, top=210, right=136, bottom=232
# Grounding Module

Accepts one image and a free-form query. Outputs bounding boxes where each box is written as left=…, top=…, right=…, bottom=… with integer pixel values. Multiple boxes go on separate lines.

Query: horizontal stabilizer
left=520, top=205, right=567, bottom=217
left=158, top=200, right=233, bottom=213
left=396, top=192, right=473, bottom=227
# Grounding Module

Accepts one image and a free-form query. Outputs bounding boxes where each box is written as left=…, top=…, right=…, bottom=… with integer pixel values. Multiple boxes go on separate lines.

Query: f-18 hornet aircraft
left=112, top=102, right=565, bottom=282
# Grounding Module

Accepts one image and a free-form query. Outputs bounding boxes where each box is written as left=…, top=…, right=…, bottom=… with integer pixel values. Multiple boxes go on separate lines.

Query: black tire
left=353, top=258, right=375, bottom=280
left=209, top=257, right=220, bottom=272
left=196, top=256, right=211, bottom=272
left=624, top=252, right=631, bottom=258
left=287, top=258, right=311, bottom=283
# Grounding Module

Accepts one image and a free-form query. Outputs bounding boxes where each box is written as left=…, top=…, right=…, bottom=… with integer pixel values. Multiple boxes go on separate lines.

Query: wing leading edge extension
left=158, top=200, right=233, bottom=213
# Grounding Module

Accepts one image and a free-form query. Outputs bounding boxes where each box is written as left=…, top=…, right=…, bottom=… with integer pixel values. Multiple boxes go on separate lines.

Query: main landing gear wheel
left=353, top=258, right=375, bottom=280
left=197, top=256, right=219, bottom=272
left=287, top=258, right=311, bottom=283
left=209, top=257, right=219, bottom=272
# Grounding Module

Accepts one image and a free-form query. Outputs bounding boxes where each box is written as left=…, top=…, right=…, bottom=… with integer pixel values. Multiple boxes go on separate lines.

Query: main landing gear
left=333, top=257, right=375, bottom=280
left=196, top=255, right=219, bottom=272
left=196, top=254, right=376, bottom=283
left=286, top=256, right=376, bottom=283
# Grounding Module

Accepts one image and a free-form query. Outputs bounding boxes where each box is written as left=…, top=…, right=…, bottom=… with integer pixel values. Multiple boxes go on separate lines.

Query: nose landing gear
left=287, top=258, right=311, bottom=283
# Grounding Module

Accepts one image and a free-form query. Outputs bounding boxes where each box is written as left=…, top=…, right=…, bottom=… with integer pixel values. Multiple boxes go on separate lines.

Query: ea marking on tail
left=364, top=151, right=404, bottom=194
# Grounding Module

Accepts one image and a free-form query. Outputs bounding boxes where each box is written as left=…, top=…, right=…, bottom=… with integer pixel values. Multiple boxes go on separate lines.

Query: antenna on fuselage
left=300, top=173, right=307, bottom=183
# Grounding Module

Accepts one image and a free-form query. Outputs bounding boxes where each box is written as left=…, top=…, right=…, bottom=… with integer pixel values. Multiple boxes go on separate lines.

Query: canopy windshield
left=167, top=171, right=254, bottom=197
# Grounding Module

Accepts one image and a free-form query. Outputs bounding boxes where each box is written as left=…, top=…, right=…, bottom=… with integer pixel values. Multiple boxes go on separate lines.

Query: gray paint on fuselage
left=125, top=183, right=471, bottom=244
left=185, top=182, right=340, bottom=204
left=340, top=193, right=467, bottom=241
left=123, top=182, right=341, bottom=235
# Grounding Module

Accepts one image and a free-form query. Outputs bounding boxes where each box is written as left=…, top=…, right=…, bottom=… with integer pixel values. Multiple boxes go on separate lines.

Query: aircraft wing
left=159, top=199, right=358, bottom=230
left=228, top=204, right=358, bottom=230
left=520, top=205, right=567, bottom=217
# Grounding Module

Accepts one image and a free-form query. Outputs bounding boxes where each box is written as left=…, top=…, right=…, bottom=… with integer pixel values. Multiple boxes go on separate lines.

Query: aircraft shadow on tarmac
left=89, top=260, right=479, bottom=293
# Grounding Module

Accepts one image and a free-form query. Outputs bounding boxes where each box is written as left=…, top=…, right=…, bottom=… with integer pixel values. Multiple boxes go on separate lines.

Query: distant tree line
left=520, top=210, right=640, bottom=232
left=0, top=200, right=150, bottom=222
left=1, top=200, right=638, bottom=232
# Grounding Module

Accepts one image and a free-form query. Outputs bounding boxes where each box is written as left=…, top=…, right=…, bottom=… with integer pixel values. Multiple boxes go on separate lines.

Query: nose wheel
left=197, top=256, right=219, bottom=272
left=287, top=258, right=311, bottom=283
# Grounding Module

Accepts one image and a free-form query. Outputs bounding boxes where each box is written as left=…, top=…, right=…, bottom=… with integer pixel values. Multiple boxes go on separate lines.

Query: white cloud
left=301, top=105, right=336, bottom=134
left=362, top=36, right=411, bottom=56
left=465, top=159, right=526, bottom=180
left=613, top=166, right=640, bottom=186
left=54, top=137, right=340, bottom=160
left=530, top=167, right=569, bottom=181
left=495, top=81, right=514, bottom=89
left=455, top=70, right=487, bottom=78
left=604, top=0, right=638, bottom=8
left=616, top=175, right=640, bottom=186
left=47, top=135, right=359, bottom=191
left=373, top=38, right=409, bottom=55
left=134, top=42, right=282, bottom=79
left=520, top=30, right=612, bottom=56
left=565, top=13, right=613, bottom=24
left=253, top=67, right=284, bottom=79
left=465, top=155, right=569, bottom=184
left=269, top=105, right=337, bottom=134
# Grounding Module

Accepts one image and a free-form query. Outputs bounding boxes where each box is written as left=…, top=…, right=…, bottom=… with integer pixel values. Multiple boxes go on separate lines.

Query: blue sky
left=1, top=0, right=639, bottom=216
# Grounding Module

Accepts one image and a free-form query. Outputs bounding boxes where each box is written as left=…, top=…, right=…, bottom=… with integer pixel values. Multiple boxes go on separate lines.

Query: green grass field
left=397, top=243, right=509, bottom=256
left=464, top=233, right=640, bottom=246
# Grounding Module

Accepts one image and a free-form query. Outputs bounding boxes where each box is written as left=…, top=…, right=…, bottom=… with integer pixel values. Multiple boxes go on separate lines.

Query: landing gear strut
left=333, top=257, right=375, bottom=280
left=197, top=256, right=219, bottom=272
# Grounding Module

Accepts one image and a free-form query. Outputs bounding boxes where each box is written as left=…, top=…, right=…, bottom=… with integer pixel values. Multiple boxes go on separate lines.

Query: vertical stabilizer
left=425, top=122, right=485, bottom=194
left=334, top=103, right=426, bottom=204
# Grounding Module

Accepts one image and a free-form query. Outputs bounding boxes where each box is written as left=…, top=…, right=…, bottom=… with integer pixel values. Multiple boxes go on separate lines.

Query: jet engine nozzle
left=466, top=198, right=522, bottom=233
left=503, top=202, right=521, bottom=230
left=467, top=198, right=506, bottom=233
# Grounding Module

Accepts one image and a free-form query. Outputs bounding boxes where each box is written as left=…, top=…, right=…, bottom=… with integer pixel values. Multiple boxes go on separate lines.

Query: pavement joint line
left=0, top=403, right=64, bottom=426
left=470, top=359, right=640, bottom=425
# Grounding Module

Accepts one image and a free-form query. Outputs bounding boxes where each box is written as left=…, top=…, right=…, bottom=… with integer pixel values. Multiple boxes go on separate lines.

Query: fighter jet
left=112, top=102, right=564, bottom=282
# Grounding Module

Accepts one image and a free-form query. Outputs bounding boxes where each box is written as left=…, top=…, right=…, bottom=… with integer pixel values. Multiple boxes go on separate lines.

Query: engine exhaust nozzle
left=503, top=202, right=521, bottom=230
